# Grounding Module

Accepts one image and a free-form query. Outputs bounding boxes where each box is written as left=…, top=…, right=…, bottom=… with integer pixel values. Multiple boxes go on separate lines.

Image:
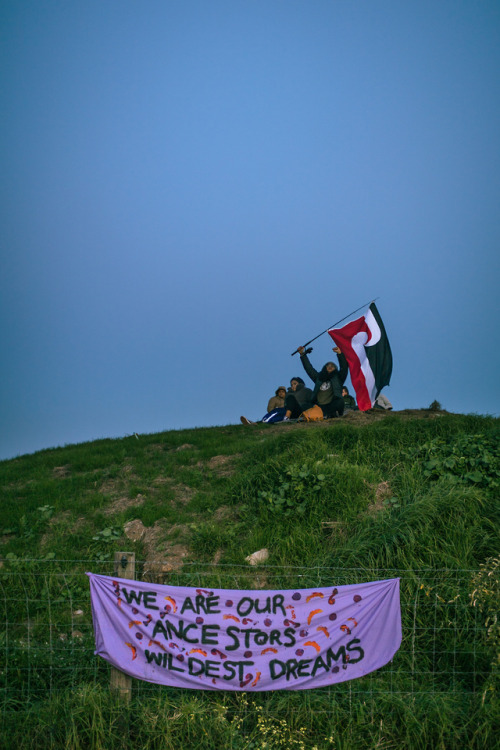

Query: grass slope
left=0, top=410, right=499, bottom=749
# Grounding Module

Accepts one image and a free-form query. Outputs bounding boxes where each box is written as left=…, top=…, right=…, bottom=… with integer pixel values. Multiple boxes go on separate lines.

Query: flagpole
left=291, top=298, right=379, bottom=356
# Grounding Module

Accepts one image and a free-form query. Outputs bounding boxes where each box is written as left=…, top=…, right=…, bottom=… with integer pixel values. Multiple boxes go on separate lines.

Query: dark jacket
left=343, top=393, right=357, bottom=410
left=285, top=382, right=314, bottom=410
left=299, top=352, right=348, bottom=402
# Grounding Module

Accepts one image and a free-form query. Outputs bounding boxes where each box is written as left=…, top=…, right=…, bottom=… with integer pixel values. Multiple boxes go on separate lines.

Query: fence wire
left=0, top=559, right=491, bottom=711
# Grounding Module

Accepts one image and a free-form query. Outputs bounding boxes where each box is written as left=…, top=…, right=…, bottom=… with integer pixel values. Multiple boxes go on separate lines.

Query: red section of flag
left=328, top=316, right=374, bottom=411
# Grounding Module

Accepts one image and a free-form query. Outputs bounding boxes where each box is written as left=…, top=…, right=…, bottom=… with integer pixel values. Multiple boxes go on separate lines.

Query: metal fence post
left=110, top=551, right=136, bottom=702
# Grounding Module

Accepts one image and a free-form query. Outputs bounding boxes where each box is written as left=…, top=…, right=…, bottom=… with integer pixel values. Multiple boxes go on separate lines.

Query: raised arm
left=297, top=346, right=319, bottom=383
left=334, top=347, right=348, bottom=384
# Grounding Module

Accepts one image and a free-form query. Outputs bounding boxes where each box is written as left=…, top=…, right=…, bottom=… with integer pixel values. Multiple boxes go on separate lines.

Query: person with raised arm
left=297, top=346, right=348, bottom=419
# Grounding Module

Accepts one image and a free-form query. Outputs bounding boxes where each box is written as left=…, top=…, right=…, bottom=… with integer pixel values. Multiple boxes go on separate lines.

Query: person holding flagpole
left=297, top=346, right=348, bottom=419
left=291, top=301, right=392, bottom=413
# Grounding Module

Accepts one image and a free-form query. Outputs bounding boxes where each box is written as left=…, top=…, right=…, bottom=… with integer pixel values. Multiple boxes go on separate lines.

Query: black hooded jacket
left=299, top=352, right=348, bottom=402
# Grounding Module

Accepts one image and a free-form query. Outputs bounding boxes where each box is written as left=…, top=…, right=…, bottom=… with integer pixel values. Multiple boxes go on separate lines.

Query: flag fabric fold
left=328, top=303, right=392, bottom=411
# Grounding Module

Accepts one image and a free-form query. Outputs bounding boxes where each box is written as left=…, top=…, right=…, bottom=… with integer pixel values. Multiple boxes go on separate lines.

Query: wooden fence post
left=110, top=551, right=136, bottom=702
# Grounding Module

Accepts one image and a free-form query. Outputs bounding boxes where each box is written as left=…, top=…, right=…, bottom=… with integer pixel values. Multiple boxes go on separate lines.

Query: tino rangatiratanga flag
left=328, top=302, right=392, bottom=411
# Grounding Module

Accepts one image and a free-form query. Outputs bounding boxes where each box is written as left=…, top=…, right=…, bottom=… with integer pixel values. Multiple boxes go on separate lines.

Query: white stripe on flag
left=364, top=308, right=382, bottom=347
left=351, top=332, right=377, bottom=405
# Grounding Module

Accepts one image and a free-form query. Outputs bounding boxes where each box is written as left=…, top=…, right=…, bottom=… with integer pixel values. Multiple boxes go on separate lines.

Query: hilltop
left=1, top=408, right=498, bottom=573
left=0, top=409, right=498, bottom=749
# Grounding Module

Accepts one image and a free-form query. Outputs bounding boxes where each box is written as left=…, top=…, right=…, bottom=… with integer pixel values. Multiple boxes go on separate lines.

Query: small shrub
left=428, top=400, right=442, bottom=411
left=258, top=463, right=326, bottom=517
left=410, top=433, right=500, bottom=489
left=92, top=526, right=122, bottom=543
left=382, top=496, right=401, bottom=510
left=37, top=504, right=55, bottom=522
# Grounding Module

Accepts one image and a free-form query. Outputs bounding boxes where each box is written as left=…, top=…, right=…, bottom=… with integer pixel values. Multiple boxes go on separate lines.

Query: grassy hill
left=1, top=410, right=498, bottom=749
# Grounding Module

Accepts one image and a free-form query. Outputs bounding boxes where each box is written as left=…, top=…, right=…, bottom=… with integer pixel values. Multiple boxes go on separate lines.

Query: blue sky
left=1, top=0, right=499, bottom=460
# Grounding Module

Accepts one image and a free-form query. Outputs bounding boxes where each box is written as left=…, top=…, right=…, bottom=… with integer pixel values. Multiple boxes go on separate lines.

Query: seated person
left=342, top=386, right=357, bottom=410
left=240, top=386, right=288, bottom=425
left=284, top=377, right=314, bottom=419
left=375, top=393, right=393, bottom=410
left=297, top=346, right=347, bottom=418
left=267, top=386, right=286, bottom=413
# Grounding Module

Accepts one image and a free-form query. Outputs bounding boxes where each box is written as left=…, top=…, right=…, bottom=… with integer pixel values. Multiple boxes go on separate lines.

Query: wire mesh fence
left=0, top=557, right=491, bottom=711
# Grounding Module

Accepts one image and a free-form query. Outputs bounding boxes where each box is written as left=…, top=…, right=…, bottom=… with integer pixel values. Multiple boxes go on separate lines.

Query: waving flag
left=328, top=303, right=392, bottom=411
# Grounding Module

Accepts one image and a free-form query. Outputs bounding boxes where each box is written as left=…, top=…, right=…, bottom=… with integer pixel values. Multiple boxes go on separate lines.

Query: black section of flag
left=366, top=303, right=392, bottom=398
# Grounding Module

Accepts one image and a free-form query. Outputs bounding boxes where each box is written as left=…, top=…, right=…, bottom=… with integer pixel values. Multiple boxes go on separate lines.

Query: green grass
left=0, top=411, right=499, bottom=749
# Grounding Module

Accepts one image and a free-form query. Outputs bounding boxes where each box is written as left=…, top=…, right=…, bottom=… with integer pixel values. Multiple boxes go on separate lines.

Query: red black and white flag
left=328, top=303, right=392, bottom=411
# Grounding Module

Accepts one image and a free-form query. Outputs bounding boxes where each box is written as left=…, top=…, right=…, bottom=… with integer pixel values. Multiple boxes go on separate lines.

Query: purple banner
left=87, top=573, right=401, bottom=691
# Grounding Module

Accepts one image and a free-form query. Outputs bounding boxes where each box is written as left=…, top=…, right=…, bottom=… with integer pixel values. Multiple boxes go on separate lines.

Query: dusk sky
left=1, top=0, right=499, bottom=461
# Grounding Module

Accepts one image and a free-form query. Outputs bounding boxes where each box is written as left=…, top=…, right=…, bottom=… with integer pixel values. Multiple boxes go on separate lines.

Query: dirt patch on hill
left=214, top=505, right=238, bottom=522
left=144, top=443, right=167, bottom=455
left=124, top=519, right=191, bottom=581
left=366, top=480, right=393, bottom=514
left=342, top=410, right=390, bottom=425
left=98, top=465, right=141, bottom=501
left=197, top=454, right=241, bottom=477
left=171, top=484, right=196, bottom=505
left=103, top=493, right=146, bottom=516
left=99, top=479, right=120, bottom=495
left=152, top=477, right=196, bottom=506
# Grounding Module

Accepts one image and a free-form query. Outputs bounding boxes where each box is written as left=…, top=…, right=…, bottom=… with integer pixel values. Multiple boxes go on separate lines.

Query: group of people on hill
left=241, top=346, right=391, bottom=426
